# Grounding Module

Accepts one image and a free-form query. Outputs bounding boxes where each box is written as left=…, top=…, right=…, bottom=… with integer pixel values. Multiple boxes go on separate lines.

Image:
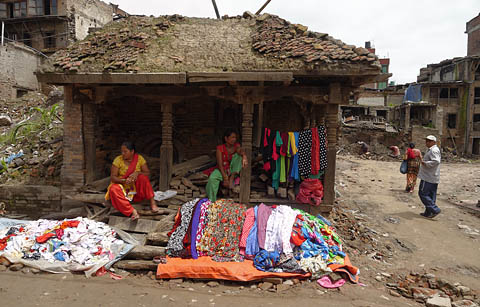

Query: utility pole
left=211, top=0, right=220, bottom=19
left=255, top=0, right=272, bottom=15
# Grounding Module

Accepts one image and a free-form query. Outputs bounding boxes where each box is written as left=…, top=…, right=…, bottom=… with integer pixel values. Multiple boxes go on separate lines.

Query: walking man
left=418, top=135, right=442, bottom=218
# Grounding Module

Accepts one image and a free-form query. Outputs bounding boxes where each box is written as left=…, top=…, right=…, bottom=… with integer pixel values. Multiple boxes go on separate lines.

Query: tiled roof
left=40, top=14, right=380, bottom=74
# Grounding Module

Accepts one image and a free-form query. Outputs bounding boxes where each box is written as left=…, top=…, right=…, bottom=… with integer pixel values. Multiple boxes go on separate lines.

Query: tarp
left=156, top=255, right=360, bottom=282
left=403, top=84, right=422, bottom=103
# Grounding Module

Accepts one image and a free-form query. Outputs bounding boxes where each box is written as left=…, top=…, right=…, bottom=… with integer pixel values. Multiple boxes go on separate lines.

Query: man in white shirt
left=418, top=135, right=441, bottom=218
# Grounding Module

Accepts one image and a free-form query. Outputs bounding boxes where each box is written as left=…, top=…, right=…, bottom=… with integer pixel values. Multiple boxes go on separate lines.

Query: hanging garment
left=261, top=128, right=276, bottom=172
left=272, top=131, right=282, bottom=190
left=290, top=132, right=300, bottom=181
left=311, top=127, right=320, bottom=175
left=298, top=129, right=312, bottom=177
left=279, top=132, right=288, bottom=183
left=318, top=125, right=328, bottom=171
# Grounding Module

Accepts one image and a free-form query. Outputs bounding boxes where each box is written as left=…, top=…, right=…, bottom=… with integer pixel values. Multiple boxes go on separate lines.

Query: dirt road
left=0, top=156, right=478, bottom=307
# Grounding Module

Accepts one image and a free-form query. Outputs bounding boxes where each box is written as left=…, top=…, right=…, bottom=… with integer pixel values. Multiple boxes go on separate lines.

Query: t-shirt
left=112, top=154, right=146, bottom=177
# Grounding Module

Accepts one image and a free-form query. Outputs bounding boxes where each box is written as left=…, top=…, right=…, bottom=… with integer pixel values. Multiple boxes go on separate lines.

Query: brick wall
left=0, top=185, right=61, bottom=219
left=68, top=0, right=113, bottom=41
left=467, top=14, right=480, bottom=56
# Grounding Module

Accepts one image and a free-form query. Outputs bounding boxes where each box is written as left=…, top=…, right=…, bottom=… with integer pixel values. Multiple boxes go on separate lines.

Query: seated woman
left=105, top=141, right=159, bottom=220
left=206, top=130, right=248, bottom=202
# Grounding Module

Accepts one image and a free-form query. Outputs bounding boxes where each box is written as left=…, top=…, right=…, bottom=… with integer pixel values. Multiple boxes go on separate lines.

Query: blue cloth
left=290, top=132, right=300, bottom=181
left=5, top=151, right=24, bottom=164
left=253, top=249, right=280, bottom=272
left=316, top=214, right=332, bottom=227
left=54, top=251, right=65, bottom=261
left=190, top=198, right=208, bottom=259
left=418, top=180, right=440, bottom=215
left=404, top=84, right=422, bottom=103
left=245, top=206, right=259, bottom=256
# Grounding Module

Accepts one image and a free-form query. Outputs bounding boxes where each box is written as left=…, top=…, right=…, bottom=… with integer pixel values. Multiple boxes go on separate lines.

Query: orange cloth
left=109, top=174, right=154, bottom=217
left=156, top=256, right=310, bottom=281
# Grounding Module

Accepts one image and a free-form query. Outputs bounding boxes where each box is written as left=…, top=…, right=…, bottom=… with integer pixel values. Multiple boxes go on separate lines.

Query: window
left=44, top=31, right=55, bottom=49
left=447, top=114, right=457, bottom=129
left=28, top=0, right=44, bottom=16
left=450, top=88, right=458, bottom=98
left=44, top=0, right=57, bottom=15
left=13, top=1, right=27, bottom=17
left=439, top=88, right=449, bottom=99
left=0, top=4, right=7, bottom=18
left=430, top=87, right=439, bottom=99
left=474, top=88, right=480, bottom=104
left=381, top=64, right=388, bottom=74
left=474, top=114, right=480, bottom=122
left=23, top=33, right=32, bottom=47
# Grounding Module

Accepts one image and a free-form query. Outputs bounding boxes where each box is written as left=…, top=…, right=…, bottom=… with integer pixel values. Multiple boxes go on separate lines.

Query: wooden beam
left=36, top=72, right=187, bottom=84
left=172, top=155, right=213, bottom=177
left=114, top=260, right=158, bottom=270
left=108, top=216, right=162, bottom=233
left=159, top=103, right=173, bottom=191
left=240, top=102, right=254, bottom=204
left=187, top=72, right=293, bottom=83
left=125, top=245, right=166, bottom=260
left=254, top=102, right=264, bottom=148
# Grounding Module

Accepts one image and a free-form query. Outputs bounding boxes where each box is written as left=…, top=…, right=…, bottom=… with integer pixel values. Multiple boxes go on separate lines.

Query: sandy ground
left=0, top=156, right=479, bottom=307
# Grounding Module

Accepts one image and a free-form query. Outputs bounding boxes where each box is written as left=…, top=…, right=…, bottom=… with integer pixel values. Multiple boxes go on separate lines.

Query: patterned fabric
left=207, top=199, right=247, bottom=259
left=298, top=129, right=312, bottom=177
left=239, top=207, right=255, bottom=248
left=197, top=201, right=221, bottom=254
left=166, top=198, right=199, bottom=256
left=190, top=198, right=209, bottom=259
left=318, top=125, right=328, bottom=171
left=195, top=199, right=211, bottom=257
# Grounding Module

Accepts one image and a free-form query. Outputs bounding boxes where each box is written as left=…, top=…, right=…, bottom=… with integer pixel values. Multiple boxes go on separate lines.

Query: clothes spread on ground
left=166, top=199, right=358, bottom=282
left=0, top=217, right=130, bottom=276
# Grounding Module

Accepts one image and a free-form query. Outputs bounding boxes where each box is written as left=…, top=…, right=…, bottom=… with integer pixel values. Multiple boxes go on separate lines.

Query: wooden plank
left=125, top=245, right=166, bottom=259
left=187, top=72, right=293, bottom=83
left=82, top=176, right=110, bottom=192
left=36, top=72, right=187, bottom=84
left=129, top=233, right=147, bottom=246
left=108, top=216, right=161, bottom=233
left=254, top=102, right=263, bottom=148
left=66, top=193, right=105, bottom=204
left=172, top=155, right=213, bottom=176
left=146, top=231, right=169, bottom=245
left=113, top=260, right=158, bottom=271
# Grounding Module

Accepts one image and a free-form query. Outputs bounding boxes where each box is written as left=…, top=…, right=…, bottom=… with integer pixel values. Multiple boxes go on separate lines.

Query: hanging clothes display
left=318, top=125, right=328, bottom=171
left=297, top=129, right=312, bottom=177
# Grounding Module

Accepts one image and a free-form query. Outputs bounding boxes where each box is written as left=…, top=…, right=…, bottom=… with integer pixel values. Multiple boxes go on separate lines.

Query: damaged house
left=36, top=14, right=381, bottom=216
left=394, top=12, right=480, bottom=155
left=0, top=0, right=125, bottom=98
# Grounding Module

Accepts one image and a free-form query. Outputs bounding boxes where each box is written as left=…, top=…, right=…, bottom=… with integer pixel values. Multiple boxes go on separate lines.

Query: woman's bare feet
left=228, top=175, right=235, bottom=189
left=131, top=209, right=140, bottom=220
left=150, top=200, right=160, bottom=213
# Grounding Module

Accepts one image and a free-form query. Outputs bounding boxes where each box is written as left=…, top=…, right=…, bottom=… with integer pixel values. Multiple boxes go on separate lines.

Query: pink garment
left=296, top=179, right=324, bottom=206
left=257, top=203, right=273, bottom=249
left=239, top=208, right=255, bottom=248
left=317, top=275, right=346, bottom=289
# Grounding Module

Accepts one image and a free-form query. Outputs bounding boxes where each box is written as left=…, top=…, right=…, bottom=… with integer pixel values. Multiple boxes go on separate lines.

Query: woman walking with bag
left=405, top=143, right=422, bottom=193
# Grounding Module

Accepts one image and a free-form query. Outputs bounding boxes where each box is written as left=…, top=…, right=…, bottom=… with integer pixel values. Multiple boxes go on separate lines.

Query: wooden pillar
left=159, top=103, right=173, bottom=191
left=83, top=102, right=96, bottom=183
left=240, top=102, right=254, bottom=203
left=254, top=102, right=263, bottom=148
left=405, top=104, right=411, bottom=130
left=320, top=83, right=341, bottom=213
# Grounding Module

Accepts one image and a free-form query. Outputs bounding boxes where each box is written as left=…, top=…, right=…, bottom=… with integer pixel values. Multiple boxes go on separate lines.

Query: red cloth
left=60, top=220, right=80, bottom=229
left=310, top=127, right=320, bottom=175
left=407, top=147, right=416, bottom=159
left=296, top=178, right=324, bottom=206
left=0, top=234, right=16, bottom=250
left=36, top=232, right=55, bottom=244
left=239, top=208, right=255, bottom=248
left=109, top=174, right=155, bottom=217
left=122, top=153, right=139, bottom=179
left=55, top=229, right=64, bottom=239
left=203, top=143, right=240, bottom=176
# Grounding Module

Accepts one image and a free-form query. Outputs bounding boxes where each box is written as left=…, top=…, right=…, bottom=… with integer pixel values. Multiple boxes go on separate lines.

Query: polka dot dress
left=298, top=129, right=312, bottom=177
left=318, top=125, right=328, bottom=171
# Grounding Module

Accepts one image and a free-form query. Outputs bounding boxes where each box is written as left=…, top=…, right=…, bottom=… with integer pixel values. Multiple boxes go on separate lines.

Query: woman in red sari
left=105, top=142, right=159, bottom=220
left=405, top=142, right=422, bottom=193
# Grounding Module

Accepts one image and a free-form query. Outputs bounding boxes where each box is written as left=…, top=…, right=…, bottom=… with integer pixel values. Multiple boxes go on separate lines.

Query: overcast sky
left=109, top=0, right=478, bottom=84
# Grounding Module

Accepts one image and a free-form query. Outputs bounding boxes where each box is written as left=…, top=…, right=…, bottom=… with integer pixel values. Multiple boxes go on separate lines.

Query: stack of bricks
left=169, top=176, right=206, bottom=199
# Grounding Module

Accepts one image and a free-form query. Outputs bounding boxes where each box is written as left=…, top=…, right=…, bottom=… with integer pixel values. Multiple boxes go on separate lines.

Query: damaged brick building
left=36, top=14, right=382, bottom=215
left=395, top=12, right=480, bottom=155
left=0, top=0, right=124, bottom=99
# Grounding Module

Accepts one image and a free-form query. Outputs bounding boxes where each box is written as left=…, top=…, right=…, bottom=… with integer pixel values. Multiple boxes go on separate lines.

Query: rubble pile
left=384, top=272, right=479, bottom=306
left=49, top=16, right=176, bottom=73
left=252, top=15, right=379, bottom=66
left=0, top=92, right=63, bottom=185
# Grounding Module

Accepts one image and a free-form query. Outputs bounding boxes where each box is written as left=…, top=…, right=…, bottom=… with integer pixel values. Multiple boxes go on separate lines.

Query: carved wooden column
left=159, top=103, right=173, bottom=191
left=321, top=83, right=341, bottom=212
left=240, top=102, right=254, bottom=203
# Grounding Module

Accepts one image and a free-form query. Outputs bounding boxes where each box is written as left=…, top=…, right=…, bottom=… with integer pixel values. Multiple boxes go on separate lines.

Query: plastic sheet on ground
left=154, top=190, right=177, bottom=202
left=0, top=217, right=137, bottom=277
